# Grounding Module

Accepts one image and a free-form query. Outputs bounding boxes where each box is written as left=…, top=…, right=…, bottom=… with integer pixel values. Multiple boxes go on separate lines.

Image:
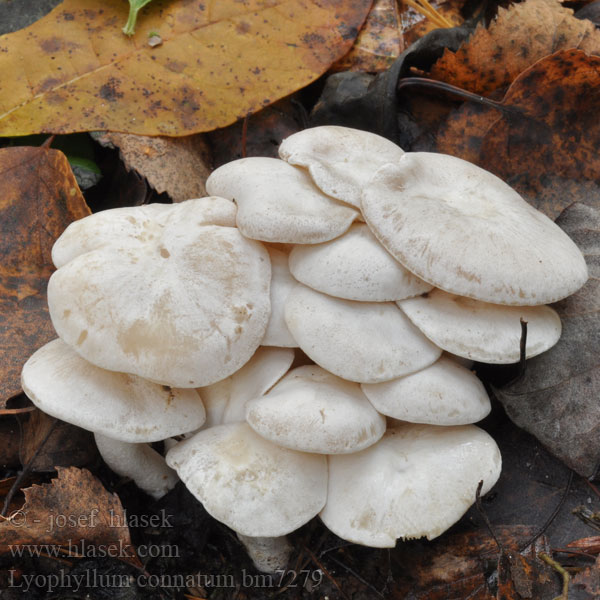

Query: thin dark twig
left=518, top=318, right=528, bottom=379
left=1, top=417, right=58, bottom=517
left=552, top=547, right=598, bottom=559
left=241, top=113, right=250, bottom=158
left=396, top=77, right=521, bottom=115
left=302, top=545, right=351, bottom=600
left=325, top=554, right=386, bottom=599
left=475, top=480, right=504, bottom=553
left=42, top=135, right=56, bottom=148
left=585, top=479, right=600, bottom=501
left=519, top=470, right=574, bottom=553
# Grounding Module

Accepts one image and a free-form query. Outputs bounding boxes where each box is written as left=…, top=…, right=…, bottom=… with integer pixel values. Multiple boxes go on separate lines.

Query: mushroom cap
left=199, top=346, right=294, bottom=428
left=320, top=423, right=502, bottom=547
left=205, top=157, right=358, bottom=243
left=398, top=289, right=562, bottom=364
left=48, top=199, right=271, bottom=388
left=361, top=154, right=588, bottom=305
left=361, top=356, right=490, bottom=425
left=52, top=197, right=237, bottom=269
left=166, top=422, right=328, bottom=537
left=278, top=125, right=405, bottom=209
left=21, top=339, right=206, bottom=443
left=246, top=365, right=386, bottom=454
left=284, top=284, right=441, bottom=383
left=288, top=223, right=432, bottom=301
left=262, top=248, right=298, bottom=347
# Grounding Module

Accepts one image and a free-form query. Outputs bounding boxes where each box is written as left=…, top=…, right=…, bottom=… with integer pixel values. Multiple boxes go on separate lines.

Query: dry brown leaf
left=0, top=467, right=140, bottom=567
left=333, top=0, right=404, bottom=72
left=429, top=0, right=600, bottom=95
left=437, top=49, right=600, bottom=218
left=403, top=0, right=464, bottom=46
left=96, top=132, right=212, bottom=203
left=0, top=146, right=90, bottom=405
left=0, top=0, right=371, bottom=136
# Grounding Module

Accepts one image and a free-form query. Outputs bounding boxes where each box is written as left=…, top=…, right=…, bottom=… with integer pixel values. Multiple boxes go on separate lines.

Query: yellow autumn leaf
left=0, top=0, right=372, bottom=136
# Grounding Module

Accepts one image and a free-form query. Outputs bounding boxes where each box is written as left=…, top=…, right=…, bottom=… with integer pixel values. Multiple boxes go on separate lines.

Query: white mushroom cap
left=320, top=424, right=502, bottom=547
left=362, top=154, right=588, bottom=305
left=166, top=422, right=328, bottom=537
left=52, top=197, right=237, bottom=268
left=246, top=365, right=386, bottom=454
left=205, top=157, right=358, bottom=243
left=21, top=339, right=206, bottom=442
left=361, top=356, right=490, bottom=425
left=398, top=289, right=562, bottom=364
left=278, top=126, right=405, bottom=209
left=199, top=346, right=294, bottom=428
left=262, top=248, right=298, bottom=347
left=48, top=199, right=271, bottom=388
left=288, top=223, right=432, bottom=301
left=284, top=284, right=441, bottom=383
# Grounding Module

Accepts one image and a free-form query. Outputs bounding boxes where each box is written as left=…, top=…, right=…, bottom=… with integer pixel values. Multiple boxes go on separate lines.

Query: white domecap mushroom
left=21, top=339, right=207, bottom=499
left=166, top=422, right=328, bottom=571
left=320, top=423, right=502, bottom=547
left=288, top=223, right=432, bottom=302
left=278, top=125, right=405, bottom=209
left=262, top=248, right=298, bottom=347
left=48, top=198, right=271, bottom=388
left=361, top=355, right=491, bottom=425
left=198, top=346, right=295, bottom=428
left=362, top=154, right=588, bottom=305
left=205, top=157, right=358, bottom=243
left=246, top=365, right=386, bottom=453
left=284, top=284, right=442, bottom=383
left=398, top=288, right=562, bottom=364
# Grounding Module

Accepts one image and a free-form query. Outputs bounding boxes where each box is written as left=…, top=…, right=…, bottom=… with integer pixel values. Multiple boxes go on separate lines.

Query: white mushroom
left=398, top=289, right=562, bottom=363
left=48, top=198, right=271, bottom=388
left=362, top=154, right=588, bottom=305
left=205, top=157, right=358, bottom=243
left=284, top=284, right=441, bottom=383
left=320, top=423, right=502, bottom=547
left=246, top=365, right=386, bottom=453
left=21, top=339, right=207, bottom=498
left=288, top=223, right=432, bottom=301
left=361, top=355, right=491, bottom=425
left=278, top=125, right=405, bottom=209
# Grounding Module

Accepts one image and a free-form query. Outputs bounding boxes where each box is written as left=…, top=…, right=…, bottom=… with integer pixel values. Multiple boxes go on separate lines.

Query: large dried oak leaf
left=497, top=203, right=600, bottom=478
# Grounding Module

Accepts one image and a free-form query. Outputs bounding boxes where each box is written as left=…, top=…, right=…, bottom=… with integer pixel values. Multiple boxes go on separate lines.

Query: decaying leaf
left=0, top=467, right=139, bottom=566
left=0, top=146, right=90, bottom=405
left=497, top=203, right=600, bottom=478
left=0, top=0, right=371, bottom=136
left=95, top=132, right=212, bottom=203
left=572, top=556, right=600, bottom=597
left=333, top=0, right=404, bottom=72
left=402, top=0, right=464, bottom=46
left=429, top=0, right=600, bottom=95
left=436, top=49, right=600, bottom=218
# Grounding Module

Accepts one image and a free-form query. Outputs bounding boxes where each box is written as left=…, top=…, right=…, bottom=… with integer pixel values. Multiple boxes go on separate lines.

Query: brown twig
left=241, top=113, right=250, bottom=158
left=302, top=544, right=351, bottom=600
left=518, top=318, right=528, bottom=379
left=475, top=479, right=504, bottom=553
left=324, top=554, right=386, bottom=599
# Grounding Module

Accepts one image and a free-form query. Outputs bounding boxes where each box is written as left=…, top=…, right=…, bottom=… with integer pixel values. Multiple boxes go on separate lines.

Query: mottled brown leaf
left=0, top=147, right=90, bottom=404
left=437, top=50, right=600, bottom=218
left=429, top=0, right=600, bottom=95
left=96, top=132, right=212, bottom=203
left=497, top=202, right=600, bottom=478
left=0, top=0, right=372, bottom=136
left=0, top=467, right=139, bottom=566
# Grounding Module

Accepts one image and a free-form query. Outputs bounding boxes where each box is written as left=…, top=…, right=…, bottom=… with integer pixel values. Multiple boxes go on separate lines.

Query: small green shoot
left=122, top=0, right=155, bottom=36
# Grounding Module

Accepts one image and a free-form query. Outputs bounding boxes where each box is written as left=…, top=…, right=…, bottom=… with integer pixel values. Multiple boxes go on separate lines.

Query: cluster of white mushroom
left=20, top=126, right=587, bottom=573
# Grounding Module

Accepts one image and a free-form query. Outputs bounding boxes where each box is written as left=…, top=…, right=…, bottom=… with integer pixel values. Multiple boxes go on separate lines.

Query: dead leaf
left=21, top=410, right=96, bottom=472
left=332, top=0, right=404, bottom=72
left=436, top=49, right=600, bottom=218
left=567, top=536, right=600, bottom=554
left=0, top=0, right=371, bottom=136
left=429, top=0, right=600, bottom=96
left=403, top=0, right=464, bottom=47
left=0, top=146, right=90, bottom=404
left=95, top=132, right=212, bottom=203
left=0, top=467, right=140, bottom=567
left=572, top=555, right=600, bottom=597
left=497, top=202, right=600, bottom=478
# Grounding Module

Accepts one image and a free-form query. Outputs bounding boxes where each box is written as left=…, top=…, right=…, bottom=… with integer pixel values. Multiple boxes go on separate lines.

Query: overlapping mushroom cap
left=48, top=198, right=271, bottom=388
left=362, top=154, right=588, bottom=305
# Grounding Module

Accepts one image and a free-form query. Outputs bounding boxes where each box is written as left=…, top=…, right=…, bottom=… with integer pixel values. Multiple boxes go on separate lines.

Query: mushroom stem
left=236, top=533, right=292, bottom=573
left=94, top=433, right=178, bottom=500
